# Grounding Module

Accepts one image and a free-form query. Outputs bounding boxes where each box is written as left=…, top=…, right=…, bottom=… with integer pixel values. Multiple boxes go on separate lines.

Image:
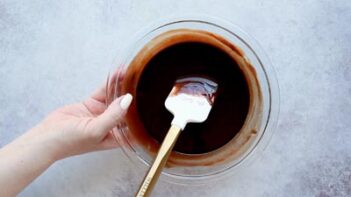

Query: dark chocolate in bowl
left=118, top=29, right=263, bottom=167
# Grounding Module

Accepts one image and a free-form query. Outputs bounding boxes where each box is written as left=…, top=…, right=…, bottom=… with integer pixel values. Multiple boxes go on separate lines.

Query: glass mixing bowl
left=106, top=16, right=279, bottom=185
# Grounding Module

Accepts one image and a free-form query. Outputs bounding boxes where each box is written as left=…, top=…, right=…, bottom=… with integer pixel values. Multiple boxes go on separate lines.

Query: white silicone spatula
left=136, top=76, right=218, bottom=197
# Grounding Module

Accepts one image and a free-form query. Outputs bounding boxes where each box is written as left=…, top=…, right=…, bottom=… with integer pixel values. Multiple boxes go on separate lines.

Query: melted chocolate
left=136, top=42, right=250, bottom=154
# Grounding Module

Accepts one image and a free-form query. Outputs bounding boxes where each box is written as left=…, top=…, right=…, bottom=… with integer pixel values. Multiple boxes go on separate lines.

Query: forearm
left=0, top=129, right=57, bottom=197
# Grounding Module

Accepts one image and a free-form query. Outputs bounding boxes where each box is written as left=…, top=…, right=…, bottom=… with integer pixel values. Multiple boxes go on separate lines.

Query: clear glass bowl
left=106, top=16, right=279, bottom=185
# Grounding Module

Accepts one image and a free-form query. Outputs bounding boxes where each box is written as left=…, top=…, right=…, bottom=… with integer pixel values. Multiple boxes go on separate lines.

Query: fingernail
left=120, top=93, right=133, bottom=110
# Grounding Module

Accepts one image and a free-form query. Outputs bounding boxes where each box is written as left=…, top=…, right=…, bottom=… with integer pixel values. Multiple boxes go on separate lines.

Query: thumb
left=89, top=93, right=133, bottom=141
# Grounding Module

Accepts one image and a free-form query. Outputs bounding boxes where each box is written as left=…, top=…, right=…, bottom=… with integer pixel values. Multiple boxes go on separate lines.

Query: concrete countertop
left=1, top=0, right=350, bottom=196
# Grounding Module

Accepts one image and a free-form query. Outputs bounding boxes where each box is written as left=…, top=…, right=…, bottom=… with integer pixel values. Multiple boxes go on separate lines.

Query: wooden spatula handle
left=135, top=125, right=182, bottom=197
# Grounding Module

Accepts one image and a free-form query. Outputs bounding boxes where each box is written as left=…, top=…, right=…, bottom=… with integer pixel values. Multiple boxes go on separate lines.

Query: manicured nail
left=120, top=93, right=133, bottom=110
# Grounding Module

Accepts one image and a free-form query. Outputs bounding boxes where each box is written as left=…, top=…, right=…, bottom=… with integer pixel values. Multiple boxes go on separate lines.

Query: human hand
left=0, top=80, right=132, bottom=196
left=21, top=86, right=133, bottom=161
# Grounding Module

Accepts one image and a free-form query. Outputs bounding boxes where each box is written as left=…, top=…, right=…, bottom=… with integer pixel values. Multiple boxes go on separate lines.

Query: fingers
left=89, top=67, right=124, bottom=103
left=89, top=85, right=107, bottom=103
left=97, top=132, right=120, bottom=150
left=88, top=93, right=133, bottom=141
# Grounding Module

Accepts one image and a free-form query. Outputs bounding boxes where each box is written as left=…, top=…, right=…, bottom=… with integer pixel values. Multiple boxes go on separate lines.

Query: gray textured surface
left=1, top=0, right=351, bottom=196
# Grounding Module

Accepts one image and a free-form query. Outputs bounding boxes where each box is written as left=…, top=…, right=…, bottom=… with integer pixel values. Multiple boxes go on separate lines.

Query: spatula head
left=165, top=76, right=218, bottom=129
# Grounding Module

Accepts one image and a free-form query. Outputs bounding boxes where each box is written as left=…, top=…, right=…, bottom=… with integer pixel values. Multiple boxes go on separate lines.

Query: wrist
left=16, top=127, right=62, bottom=164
